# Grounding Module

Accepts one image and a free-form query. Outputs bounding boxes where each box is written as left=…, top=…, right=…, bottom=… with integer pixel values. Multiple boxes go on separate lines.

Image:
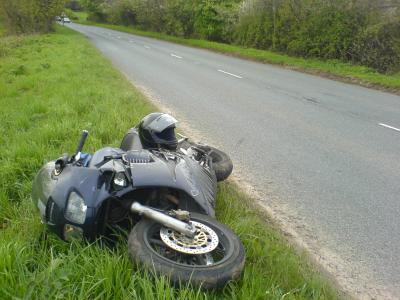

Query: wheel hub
left=160, top=221, right=219, bottom=254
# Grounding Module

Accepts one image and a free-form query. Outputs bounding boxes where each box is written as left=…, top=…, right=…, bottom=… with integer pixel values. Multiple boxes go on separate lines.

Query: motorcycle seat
left=120, top=128, right=143, bottom=151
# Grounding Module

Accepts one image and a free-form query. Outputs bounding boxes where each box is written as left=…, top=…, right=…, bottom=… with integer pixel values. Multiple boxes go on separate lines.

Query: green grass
left=75, top=18, right=400, bottom=92
left=0, top=26, right=339, bottom=299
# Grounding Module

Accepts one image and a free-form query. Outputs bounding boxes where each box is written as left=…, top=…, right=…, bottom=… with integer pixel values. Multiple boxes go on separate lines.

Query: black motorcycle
left=32, top=113, right=245, bottom=289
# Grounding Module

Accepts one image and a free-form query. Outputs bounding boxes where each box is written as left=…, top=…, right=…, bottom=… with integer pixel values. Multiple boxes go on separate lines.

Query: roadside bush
left=83, top=0, right=108, bottom=23
left=0, top=0, right=65, bottom=34
left=351, top=22, right=400, bottom=73
left=163, top=0, right=195, bottom=37
left=104, top=0, right=136, bottom=26
left=279, top=1, right=361, bottom=59
left=65, top=0, right=82, bottom=11
left=193, top=1, right=238, bottom=42
left=235, top=0, right=400, bottom=73
left=236, top=0, right=362, bottom=57
left=234, top=0, right=270, bottom=47
left=129, top=0, right=166, bottom=32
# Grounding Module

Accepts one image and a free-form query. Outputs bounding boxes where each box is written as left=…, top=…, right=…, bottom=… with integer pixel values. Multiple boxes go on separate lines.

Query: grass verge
left=71, top=14, right=400, bottom=94
left=0, top=26, right=339, bottom=299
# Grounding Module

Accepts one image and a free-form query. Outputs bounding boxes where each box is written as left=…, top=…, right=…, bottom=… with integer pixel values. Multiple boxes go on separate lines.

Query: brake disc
left=160, top=221, right=219, bottom=255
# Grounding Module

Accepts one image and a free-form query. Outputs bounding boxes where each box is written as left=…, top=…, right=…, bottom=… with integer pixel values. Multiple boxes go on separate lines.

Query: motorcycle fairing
left=32, top=147, right=217, bottom=239
left=32, top=162, right=110, bottom=238
left=128, top=152, right=217, bottom=215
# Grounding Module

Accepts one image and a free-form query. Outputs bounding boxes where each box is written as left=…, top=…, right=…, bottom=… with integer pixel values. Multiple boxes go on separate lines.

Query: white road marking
left=129, top=40, right=134, bottom=43
left=144, top=45, right=151, bottom=49
left=170, top=53, right=182, bottom=59
left=217, top=69, right=242, bottom=79
left=379, top=123, right=400, bottom=132
left=117, top=36, right=121, bottom=39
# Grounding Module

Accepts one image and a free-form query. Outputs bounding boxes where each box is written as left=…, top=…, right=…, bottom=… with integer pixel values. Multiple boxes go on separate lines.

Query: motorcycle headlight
left=65, top=192, right=87, bottom=224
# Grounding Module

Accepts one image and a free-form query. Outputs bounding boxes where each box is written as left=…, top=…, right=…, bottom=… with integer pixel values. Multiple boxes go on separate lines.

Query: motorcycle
left=32, top=124, right=245, bottom=289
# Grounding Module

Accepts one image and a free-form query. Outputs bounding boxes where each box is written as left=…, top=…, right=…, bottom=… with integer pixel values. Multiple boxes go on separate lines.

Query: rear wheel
left=128, top=213, right=245, bottom=289
left=179, top=141, right=233, bottom=182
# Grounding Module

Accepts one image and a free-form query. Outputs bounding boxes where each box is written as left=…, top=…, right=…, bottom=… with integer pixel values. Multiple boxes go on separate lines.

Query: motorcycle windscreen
left=31, top=161, right=57, bottom=219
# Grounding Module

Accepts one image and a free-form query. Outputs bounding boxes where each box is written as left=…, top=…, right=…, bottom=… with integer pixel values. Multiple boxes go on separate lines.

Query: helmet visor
left=148, top=114, right=178, bottom=133
left=155, top=127, right=176, bottom=143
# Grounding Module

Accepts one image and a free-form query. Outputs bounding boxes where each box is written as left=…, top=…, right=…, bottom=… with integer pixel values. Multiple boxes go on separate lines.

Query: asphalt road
left=69, top=23, right=400, bottom=298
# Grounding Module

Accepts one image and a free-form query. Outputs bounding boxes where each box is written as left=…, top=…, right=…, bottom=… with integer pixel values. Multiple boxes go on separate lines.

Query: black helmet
left=138, top=113, right=178, bottom=150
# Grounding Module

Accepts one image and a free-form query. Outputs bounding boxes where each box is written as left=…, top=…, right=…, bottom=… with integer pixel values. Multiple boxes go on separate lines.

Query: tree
left=0, top=0, right=66, bottom=34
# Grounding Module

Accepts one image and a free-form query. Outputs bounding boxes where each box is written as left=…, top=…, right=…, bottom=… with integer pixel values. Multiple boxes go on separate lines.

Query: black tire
left=179, top=141, right=233, bottom=182
left=128, top=213, right=245, bottom=289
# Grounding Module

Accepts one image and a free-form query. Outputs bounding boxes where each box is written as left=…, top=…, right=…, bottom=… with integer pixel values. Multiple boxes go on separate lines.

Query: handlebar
left=76, top=130, right=89, bottom=154
left=74, top=130, right=88, bottom=161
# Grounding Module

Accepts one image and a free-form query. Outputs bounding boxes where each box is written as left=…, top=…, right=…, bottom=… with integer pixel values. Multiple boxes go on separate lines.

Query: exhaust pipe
left=131, top=202, right=196, bottom=237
